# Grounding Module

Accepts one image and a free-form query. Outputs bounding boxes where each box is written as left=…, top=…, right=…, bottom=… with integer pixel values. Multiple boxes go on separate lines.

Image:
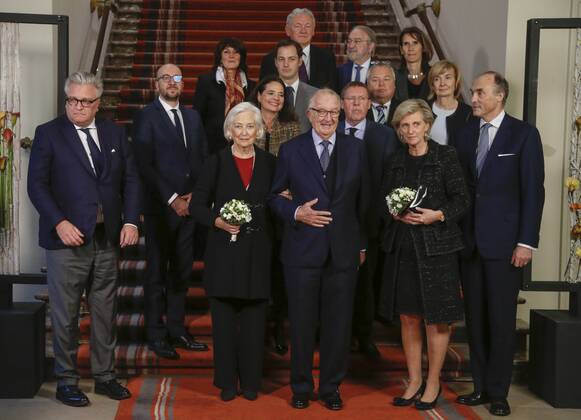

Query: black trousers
left=144, top=213, right=194, bottom=341
left=209, top=297, right=268, bottom=392
left=284, top=262, right=358, bottom=398
left=460, top=252, right=522, bottom=399
left=352, top=237, right=382, bottom=342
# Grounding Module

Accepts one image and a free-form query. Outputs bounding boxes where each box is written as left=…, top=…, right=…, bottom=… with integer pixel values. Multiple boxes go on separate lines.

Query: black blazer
left=259, top=44, right=338, bottom=90
left=190, top=147, right=276, bottom=300
left=366, top=98, right=401, bottom=129
left=338, top=120, right=399, bottom=237
left=394, top=61, right=431, bottom=102
left=429, top=100, right=473, bottom=148
left=132, top=98, right=208, bottom=218
left=193, top=72, right=256, bottom=154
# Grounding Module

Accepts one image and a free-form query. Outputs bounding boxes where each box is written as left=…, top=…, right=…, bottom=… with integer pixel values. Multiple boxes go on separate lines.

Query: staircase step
left=118, top=259, right=204, bottom=285
left=116, top=285, right=209, bottom=313
left=119, top=0, right=363, bottom=11
left=133, top=9, right=364, bottom=21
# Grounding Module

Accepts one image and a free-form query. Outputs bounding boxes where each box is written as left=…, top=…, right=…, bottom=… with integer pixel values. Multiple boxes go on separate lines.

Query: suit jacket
left=28, top=115, right=141, bottom=250
left=338, top=120, right=399, bottom=237
left=259, top=44, right=338, bottom=90
left=294, top=81, right=319, bottom=133
left=336, top=60, right=372, bottom=93
left=366, top=98, right=401, bottom=129
left=269, top=132, right=368, bottom=270
left=190, top=147, right=276, bottom=299
left=132, top=98, right=208, bottom=220
left=193, top=72, right=256, bottom=153
left=429, top=100, right=473, bottom=148
left=456, top=113, right=545, bottom=259
left=394, top=62, right=431, bottom=102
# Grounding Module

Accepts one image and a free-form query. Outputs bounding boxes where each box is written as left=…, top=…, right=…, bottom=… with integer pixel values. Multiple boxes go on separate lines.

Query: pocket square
left=111, top=148, right=116, bottom=153
left=497, top=153, right=515, bottom=157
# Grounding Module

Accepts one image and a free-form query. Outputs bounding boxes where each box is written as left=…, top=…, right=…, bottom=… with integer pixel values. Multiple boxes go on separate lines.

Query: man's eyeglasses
left=65, top=97, right=99, bottom=108
left=309, top=108, right=340, bottom=118
left=343, top=96, right=369, bottom=102
left=157, top=74, right=183, bottom=83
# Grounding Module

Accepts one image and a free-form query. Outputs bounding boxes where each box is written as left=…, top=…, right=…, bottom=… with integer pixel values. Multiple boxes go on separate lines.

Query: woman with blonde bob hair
left=427, top=60, right=472, bottom=147
left=379, top=99, right=470, bottom=410
left=190, top=102, right=276, bottom=402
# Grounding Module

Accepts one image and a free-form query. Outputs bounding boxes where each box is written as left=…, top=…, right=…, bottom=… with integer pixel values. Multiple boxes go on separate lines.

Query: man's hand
left=214, top=217, right=241, bottom=234
left=279, top=189, right=293, bottom=201
left=120, top=224, right=139, bottom=248
left=170, top=196, right=190, bottom=216
left=180, top=192, right=192, bottom=204
left=511, top=245, right=532, bottom=268
left=56, top=220, right=84, bottom=246
left=295, top=198, right=332, bottom=227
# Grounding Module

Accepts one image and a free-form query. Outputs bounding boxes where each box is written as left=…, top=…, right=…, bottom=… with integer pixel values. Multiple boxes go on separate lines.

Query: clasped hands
left=56, top=220, right=138, bottom=248
left=171, top=192, right=192, bottom=217
left=393, top=207, right=443, bottom=225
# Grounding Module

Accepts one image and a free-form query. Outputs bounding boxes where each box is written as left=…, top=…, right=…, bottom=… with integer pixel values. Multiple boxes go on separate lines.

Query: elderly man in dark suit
left=367, top=63, right=401, bottom=128
left=28, top=71, right=140, bottom=406
left=260, top=8, right=338, bottom=90
left=336, top=26, right=376, bottom=92
left=269, top=89, right=368, bottom=411
left=455, top=71, right=545, bottom=417
left=338, top=81, right=398, bottom=358
left=133, top=63, right=209, bottom=360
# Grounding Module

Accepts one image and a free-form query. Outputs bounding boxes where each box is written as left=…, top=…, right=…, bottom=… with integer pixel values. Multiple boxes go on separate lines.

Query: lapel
left=342, top=62, right=353, bottom=84
left=333, top=134, right=345, bottom=194
left=60, top=116, right=97, bottom=178
left=337, top=120, right=346, bottom=135
left=247, top=146, right=265, bottom=196
left=95, top=119, right=112, bottom=179
left=480, top=115, right=512, bottom=178
left=298, top=133, right=327, bottom=193
left=179, top=105, right=192, bottom=150
left=308, top=46, right=318, bottom=83
left=154, top=98, right=184, bottom=146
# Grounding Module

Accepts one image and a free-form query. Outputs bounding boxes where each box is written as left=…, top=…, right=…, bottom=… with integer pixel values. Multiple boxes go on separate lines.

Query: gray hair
left=286, top=8, right=316, bottom=27
left=391, top=99, right=434, bottom=142
left=351, top=25, right=377, bottom=45
left=64, top=71, right=104, bottom=98
left=308, top=88, right=340, bottom=110
left=223, top=102, right=265, bottom=141
left=368, top=62, right=396, bottom=80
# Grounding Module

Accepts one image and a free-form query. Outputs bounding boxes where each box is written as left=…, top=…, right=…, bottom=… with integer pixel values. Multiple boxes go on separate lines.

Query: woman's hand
left=394, top=207, right=443, bottom=225
left=214, top=217, right=241, bottom=234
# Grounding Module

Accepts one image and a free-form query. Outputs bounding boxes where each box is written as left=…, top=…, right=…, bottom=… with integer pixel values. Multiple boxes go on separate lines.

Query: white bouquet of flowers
left=386, top=186, right=428, bottom=216
left=219, top=199, right=253, bottom=242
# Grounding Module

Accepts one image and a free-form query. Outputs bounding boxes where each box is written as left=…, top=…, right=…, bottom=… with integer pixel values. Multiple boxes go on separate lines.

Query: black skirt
left=395, top=227, right=424, bottom=315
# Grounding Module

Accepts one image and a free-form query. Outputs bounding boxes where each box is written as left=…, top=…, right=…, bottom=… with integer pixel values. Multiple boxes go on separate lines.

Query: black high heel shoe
left=393, top=381, right=426, bottom=406
left=414, top=385, right=441, bottom=410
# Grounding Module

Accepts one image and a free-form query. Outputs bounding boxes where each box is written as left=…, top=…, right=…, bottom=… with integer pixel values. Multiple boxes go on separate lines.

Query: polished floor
left=1, top=379, right=580, bottom=420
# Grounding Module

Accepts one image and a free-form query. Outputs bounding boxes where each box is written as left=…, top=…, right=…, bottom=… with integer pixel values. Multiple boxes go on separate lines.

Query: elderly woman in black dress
left=190, top=102, right=276, bottom=402
left=379, top=99, right=470, bottom=410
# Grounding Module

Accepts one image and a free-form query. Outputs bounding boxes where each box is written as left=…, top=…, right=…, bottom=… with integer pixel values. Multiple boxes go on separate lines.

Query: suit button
left=185, top=173, right=190, bottom=178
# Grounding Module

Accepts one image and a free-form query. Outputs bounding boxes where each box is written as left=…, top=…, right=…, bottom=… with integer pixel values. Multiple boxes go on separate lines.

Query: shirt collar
left=345, top=119, right=367, bottom=133
left=74, top=120, right=97, bottom=130
left=372, top=100, right=391, bottom=108
left=302, top=44, right=311, bottom=60
left=158, top=96, right=180, bottom=112
left=480, top=110, right=505, bottom=129
left=355, top=57, right=372, bottom=69
left=286, top=78, right=300, bottom=93
left=215, top=66, right=248, bottom=88
left=312, top=129, right=336, bottom=147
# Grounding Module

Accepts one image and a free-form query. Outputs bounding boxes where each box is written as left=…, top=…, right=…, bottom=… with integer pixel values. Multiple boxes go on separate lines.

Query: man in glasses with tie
left=455, top=71, right=545, bottom=417
left=337, top=26, right=376, bottom=93
left=269, top=89, right=368, bottom=411
left=367, top=62, right=400, bottom=128
left=338, top=82, right=398, bottom=358
left=132, top=63, right=209, bottom=360
left=28, top=71, right=141, bottom=406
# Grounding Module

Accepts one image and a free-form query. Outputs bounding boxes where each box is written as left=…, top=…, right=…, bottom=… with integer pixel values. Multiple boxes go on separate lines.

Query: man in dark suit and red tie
left=338, top=81, right=398, bottom=358
left=455, top=71, right=545, bottom=417
left=133, top=63, right=209, bottom=360
left=260, top=8, right=338, bottom=90
left=28, top=71, right=141, bottom=406
left=269, top=89, right=368, bottom=411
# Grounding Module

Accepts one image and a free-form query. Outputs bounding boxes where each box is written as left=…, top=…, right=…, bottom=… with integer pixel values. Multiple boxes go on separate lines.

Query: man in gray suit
left=274, top=39, right=318, bottom=132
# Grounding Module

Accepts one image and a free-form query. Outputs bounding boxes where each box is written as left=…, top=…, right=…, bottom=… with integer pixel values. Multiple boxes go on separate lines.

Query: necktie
left=170, top=109, right=186, bottom=149
left=348, top=127, right=358, bottom=137
left=285, top=86, right=295, bottom=108
left=376, top=105, right=386, bottom=125
left=354, top=65, right=362, bottom=82
left=299, top=54, right=309, bottom=82
left=319, top=140, right=330, bottom=173
left=476, top=123, right=492, bottom=176
left=80, top=128, right=103, bottom=177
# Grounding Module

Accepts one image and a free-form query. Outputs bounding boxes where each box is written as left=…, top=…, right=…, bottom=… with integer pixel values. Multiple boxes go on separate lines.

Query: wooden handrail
left=90, top=0, right=118, bottom=75
left=398, top=0, right=445, bottom=60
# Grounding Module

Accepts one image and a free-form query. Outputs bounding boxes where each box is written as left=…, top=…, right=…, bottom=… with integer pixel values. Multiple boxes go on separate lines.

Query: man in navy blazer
left=366, top=63, right=400, bottom=128
left=455, top=71, right=545, bottom=417
left=133, top=64, right=209, bottom=359
left=269, top=89, right=368, bottom=410
left=28, top=72, right=140, bottom=406
left=338, top=81, right=398, bottom=358
left=336, top=26, right=376, bottom=93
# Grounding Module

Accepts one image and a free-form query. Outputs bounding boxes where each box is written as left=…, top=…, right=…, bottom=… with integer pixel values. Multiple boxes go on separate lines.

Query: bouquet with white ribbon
left=386, top=186, right=428, bottom=216
left=219, top=199, right=252, bottom=242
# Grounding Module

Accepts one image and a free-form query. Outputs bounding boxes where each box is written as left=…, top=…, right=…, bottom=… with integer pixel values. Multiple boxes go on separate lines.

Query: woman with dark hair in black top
left=395, top=26, right=433, bottom=102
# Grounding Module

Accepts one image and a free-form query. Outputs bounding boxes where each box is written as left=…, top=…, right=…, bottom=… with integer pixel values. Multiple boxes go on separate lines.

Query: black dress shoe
left=169, top=335, right=208, bottom=351
left=358, top=340, right=381, bottom=359
left=95, top=379, right=132, bottom=400
left=321, top=391, right=343, bottom=410
left=393, top=381, right=426, bottom=406
left=148, top=340, right=180, bottom=359
left=291, top=394, right=310, bottom=409
left=456, top=391, right=489, bottom=406
left=489, top=398, right=511, bottom=416
left=242, top=390, right=258, bottom=401
left=415, top=386, right=441, bottom=410
left=220, top=389, right=237, bottom=402
left=56, top=385, right=90, bottom=407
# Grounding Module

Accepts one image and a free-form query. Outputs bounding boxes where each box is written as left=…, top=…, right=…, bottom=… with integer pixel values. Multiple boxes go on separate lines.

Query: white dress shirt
left=350, top=57, right=371, bottom=83
left=371, top=100, right=392, bottom=123
left=284, top=79, right=300, bottom=107
left=302, top=44, right=311, bottom=77
left=344, top=119, right=367, bottom=140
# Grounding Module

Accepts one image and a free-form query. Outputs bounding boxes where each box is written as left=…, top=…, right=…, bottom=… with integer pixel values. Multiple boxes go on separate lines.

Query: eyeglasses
left=65, top=97, right=99, bottom=107
left=157, top=74, right=183, bottom=83
left=346, top=38, right=368, bottom=45
left=343, top=96, right=369, bottom=102
left=309, top=108, right=340, bottom=118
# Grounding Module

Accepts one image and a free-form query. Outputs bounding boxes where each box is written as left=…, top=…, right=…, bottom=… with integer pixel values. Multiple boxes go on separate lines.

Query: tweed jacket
left=255, top=118, right=302, bottom=156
